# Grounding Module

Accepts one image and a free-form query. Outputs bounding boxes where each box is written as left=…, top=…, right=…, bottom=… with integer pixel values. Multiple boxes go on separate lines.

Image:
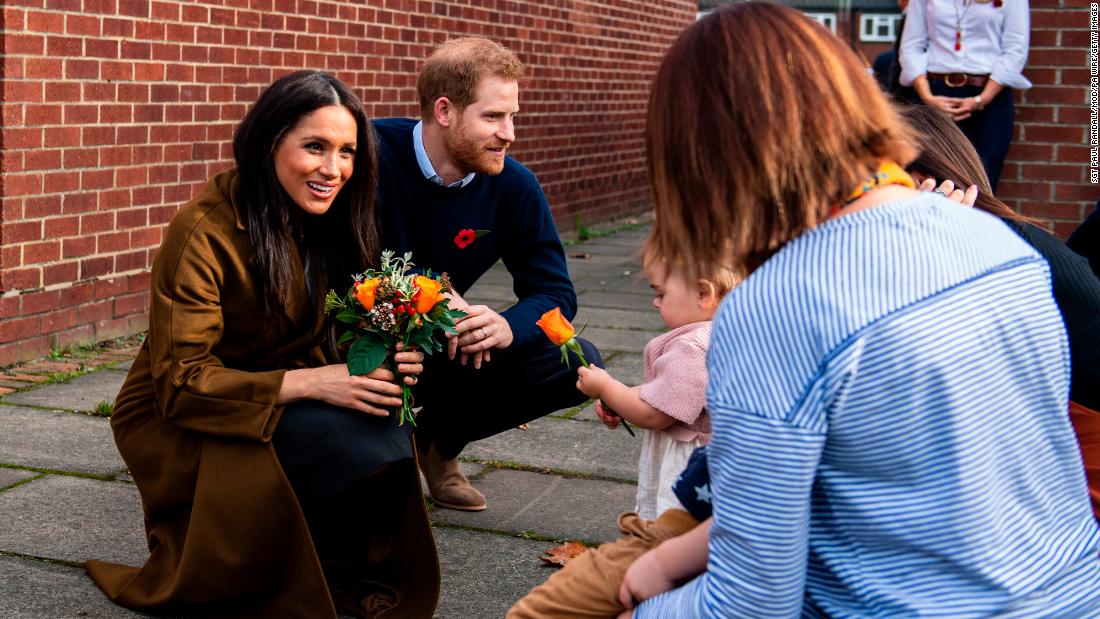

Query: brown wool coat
left=85, top=170, right=440, bottom=618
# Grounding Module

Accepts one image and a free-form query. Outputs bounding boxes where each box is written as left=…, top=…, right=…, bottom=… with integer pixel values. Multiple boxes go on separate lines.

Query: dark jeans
left=928, top=80, right=1015, bottom=191
left=414, top=337, right=603, bottom=459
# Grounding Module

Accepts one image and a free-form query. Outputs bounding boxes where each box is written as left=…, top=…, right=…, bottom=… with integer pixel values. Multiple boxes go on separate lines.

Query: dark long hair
left=899, top=105, right=1039, bottom=225
left=233, top=70, right=379, bottom=352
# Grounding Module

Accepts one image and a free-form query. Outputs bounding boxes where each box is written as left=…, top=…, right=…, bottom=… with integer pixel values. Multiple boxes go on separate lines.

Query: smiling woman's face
left=273, top=105, right=357, bottom=216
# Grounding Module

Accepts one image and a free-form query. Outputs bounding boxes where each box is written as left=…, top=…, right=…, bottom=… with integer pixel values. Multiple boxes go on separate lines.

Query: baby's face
left=644, top=261, right=711, bottom=329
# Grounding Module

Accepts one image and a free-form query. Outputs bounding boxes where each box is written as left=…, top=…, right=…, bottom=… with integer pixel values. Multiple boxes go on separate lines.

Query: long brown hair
left=899, top=105, right=1038, bottom=225
left=646, top=3, right=917, bottom=278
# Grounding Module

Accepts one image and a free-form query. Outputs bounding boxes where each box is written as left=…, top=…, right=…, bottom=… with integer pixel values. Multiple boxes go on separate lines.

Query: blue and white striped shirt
left=637, top=196, right=1100, bottom=618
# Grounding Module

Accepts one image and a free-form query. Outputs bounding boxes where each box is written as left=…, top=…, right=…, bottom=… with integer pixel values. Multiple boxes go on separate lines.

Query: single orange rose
left=413, top=275, right=445, bottom=314
left=355, top=277, right=381, bottom=310
left=536, top=307, right=575, bottom=346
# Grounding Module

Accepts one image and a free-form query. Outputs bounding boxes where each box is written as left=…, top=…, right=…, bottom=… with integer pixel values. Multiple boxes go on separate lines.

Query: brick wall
left=0, top=0, right=695, bottom=366
left=1002, top=0, right=1098, bottom=235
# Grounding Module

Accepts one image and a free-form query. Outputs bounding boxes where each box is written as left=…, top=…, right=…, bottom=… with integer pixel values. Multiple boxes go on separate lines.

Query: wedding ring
left=932, top=188, right=948, bottom=197
left=479, top=328, right=488, bottom=340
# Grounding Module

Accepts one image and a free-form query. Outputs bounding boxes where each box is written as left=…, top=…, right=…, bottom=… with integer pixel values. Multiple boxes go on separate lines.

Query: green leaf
left=336, top=330, right=357, bottom=345
left=336, top=307, right=361, bottom=324
left=348, top=336, right=388, bottom=375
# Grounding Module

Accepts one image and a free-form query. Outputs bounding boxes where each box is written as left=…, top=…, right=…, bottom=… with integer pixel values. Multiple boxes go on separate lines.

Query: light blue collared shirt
left=412, top=121, right=475, bottom=189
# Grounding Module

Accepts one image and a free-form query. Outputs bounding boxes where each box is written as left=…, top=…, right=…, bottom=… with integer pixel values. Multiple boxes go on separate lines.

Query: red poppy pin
left=454, top=228, right=490, bottom=249
left=993, top=0, right=1002, bottom=6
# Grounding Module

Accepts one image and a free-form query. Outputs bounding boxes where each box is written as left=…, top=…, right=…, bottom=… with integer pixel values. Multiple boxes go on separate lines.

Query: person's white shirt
left=899, top=0, right=1031, bottom=89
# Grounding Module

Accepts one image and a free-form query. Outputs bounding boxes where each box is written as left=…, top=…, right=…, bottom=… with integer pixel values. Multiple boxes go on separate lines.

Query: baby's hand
left=594, top=400, right=621, bottom=430
left=576, top=365, right=611, bottom=398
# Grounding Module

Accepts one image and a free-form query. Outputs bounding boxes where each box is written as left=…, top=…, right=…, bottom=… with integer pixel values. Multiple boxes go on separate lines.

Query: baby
left=575, top=245, right=738, bottom=519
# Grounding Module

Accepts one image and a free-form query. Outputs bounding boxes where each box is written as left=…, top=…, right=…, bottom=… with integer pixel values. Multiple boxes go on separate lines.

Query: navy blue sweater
left=372, top=118, right=577, bottom=348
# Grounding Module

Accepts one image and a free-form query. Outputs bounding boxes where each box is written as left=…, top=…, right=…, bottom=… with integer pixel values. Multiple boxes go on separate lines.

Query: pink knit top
left=638, top=321, right=712, bottom=443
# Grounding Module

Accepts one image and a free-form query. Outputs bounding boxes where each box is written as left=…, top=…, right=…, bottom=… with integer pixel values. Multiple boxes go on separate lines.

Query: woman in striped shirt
left=624, top=4, right=1100, bottom=617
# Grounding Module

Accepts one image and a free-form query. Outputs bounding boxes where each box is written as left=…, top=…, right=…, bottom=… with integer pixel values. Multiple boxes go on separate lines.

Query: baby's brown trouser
left=507, top=508, right=700, bottom=619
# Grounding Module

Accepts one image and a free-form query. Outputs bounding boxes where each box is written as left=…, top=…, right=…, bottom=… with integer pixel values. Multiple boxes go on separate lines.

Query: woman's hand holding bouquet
left=324, top=250, right=467, bottom=425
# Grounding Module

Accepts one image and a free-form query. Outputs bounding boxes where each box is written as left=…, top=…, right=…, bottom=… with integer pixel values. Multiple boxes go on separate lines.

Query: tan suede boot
left=416, top=441, right=487, bottom=511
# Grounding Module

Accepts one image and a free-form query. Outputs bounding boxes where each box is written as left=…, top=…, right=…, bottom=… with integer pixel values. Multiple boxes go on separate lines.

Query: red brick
left=0, top=316, right=41, bottom=344
left=21, top=289, right=59, bottom=314
left=23, top=149, right=62, bottom=171
left=25, top=196, right=62, bottom=219
left=81, top=169, right=114, bottom=190
left=77, top=299, right=113, bottom=324
left=46, top=35, right=81, bottom=56
left=65, top=13, right=100, bottom=36
left=25, top=10, right=63, bottom=33
left=41, top=307, right=77, bottom=332
left=3, top=268, right=42, bottom=291
left=63, top=192, right=98, bottom=214
left=79, top=212, right=113, bottom=235
left=80, top=256, right=113, bottom=279
left=1054, top=184, right=1100, bottom=202
left=42, top=261, right=77, bottom=287
left=114, top=250, right=146, bottom=272
left=6, top=33, right=45, bottom=54
left=23, top=240, right=60, bottom=263
left=25, top=57, right=64, bottom=79
left=44, top=215, right=78, bottom=237
left=25, top=104, right=62, bottom=125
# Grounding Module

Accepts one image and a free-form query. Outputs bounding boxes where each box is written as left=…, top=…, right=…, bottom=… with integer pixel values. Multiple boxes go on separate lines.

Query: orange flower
left=536, top=307, right=575, bottom=346
left=355, top=277, right=381, bottom=310
left=413, top=275, right=445, bottom=314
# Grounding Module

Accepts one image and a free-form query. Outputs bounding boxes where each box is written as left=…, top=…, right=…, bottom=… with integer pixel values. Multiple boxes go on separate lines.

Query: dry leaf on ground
left=539, top=541, right=589, bottom=568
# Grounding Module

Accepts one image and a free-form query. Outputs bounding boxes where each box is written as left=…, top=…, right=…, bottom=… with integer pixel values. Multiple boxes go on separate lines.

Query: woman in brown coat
left=85, top=71, right=440, bottom=618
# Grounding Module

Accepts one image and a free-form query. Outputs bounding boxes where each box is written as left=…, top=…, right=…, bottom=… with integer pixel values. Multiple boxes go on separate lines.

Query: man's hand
left=445, top=289, right=513, bottom=369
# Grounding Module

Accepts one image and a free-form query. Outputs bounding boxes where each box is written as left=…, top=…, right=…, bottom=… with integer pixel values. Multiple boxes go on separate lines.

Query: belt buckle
left=944, top=73, right=967, bottom=87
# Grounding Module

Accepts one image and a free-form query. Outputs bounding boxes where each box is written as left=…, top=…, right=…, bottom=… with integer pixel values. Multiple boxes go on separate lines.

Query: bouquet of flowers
left=324, top=250, right=467, bottom=425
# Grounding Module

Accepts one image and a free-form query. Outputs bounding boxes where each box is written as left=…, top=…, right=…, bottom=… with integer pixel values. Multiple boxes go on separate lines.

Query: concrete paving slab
left=433, top=525, right=555, bottom=619
left=463, top=283, right=518, bottom=305
left=0, top=405, right=123, bottom=475
left=0, top=475, right=147, bottom=566
left=603, top=351, right=645, bottom=387
left=1, top=370, right=126, bottom=413
left=0, top=467, right=37, bottom=490
left=0, top=556, right=154, bottom=618
left=583, top=327, right=661, bottom=354
left=463, top=416, right=640, bottom=481
left=575, top=289, right=654, bottom=310
left=574, top=307, right=666, bottom=332
left=431, top=469, right=635, bottom=543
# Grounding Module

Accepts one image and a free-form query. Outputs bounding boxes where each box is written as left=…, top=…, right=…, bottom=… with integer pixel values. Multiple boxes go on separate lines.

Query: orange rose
left=355, top=277, right=381, bottom=310
left=536, top=307, right=575, bottom=346
left=413, top=275, right=445, bottom=314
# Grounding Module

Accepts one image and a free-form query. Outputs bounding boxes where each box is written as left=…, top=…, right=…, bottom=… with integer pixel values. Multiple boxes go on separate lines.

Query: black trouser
left=929, top=80, right=1015, bottom=192
left=413, top=337, right=603, bottom=460
left=272, top=401, right=415, bottom=598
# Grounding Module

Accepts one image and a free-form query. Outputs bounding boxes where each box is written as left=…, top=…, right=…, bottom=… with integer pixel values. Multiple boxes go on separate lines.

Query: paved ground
left=0, top=221, right=659, bottom=618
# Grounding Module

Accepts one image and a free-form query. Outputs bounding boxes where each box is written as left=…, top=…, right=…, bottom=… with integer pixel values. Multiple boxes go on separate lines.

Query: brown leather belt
left=927, top=72, right=989, bottom=88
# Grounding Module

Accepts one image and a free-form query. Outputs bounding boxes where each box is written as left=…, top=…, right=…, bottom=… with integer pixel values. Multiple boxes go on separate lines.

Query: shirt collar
left=412, top=121, right=475, bottom=189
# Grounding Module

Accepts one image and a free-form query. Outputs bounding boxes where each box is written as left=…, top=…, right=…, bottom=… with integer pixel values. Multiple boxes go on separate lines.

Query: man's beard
left=444, top=120, right=508, bottom=176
